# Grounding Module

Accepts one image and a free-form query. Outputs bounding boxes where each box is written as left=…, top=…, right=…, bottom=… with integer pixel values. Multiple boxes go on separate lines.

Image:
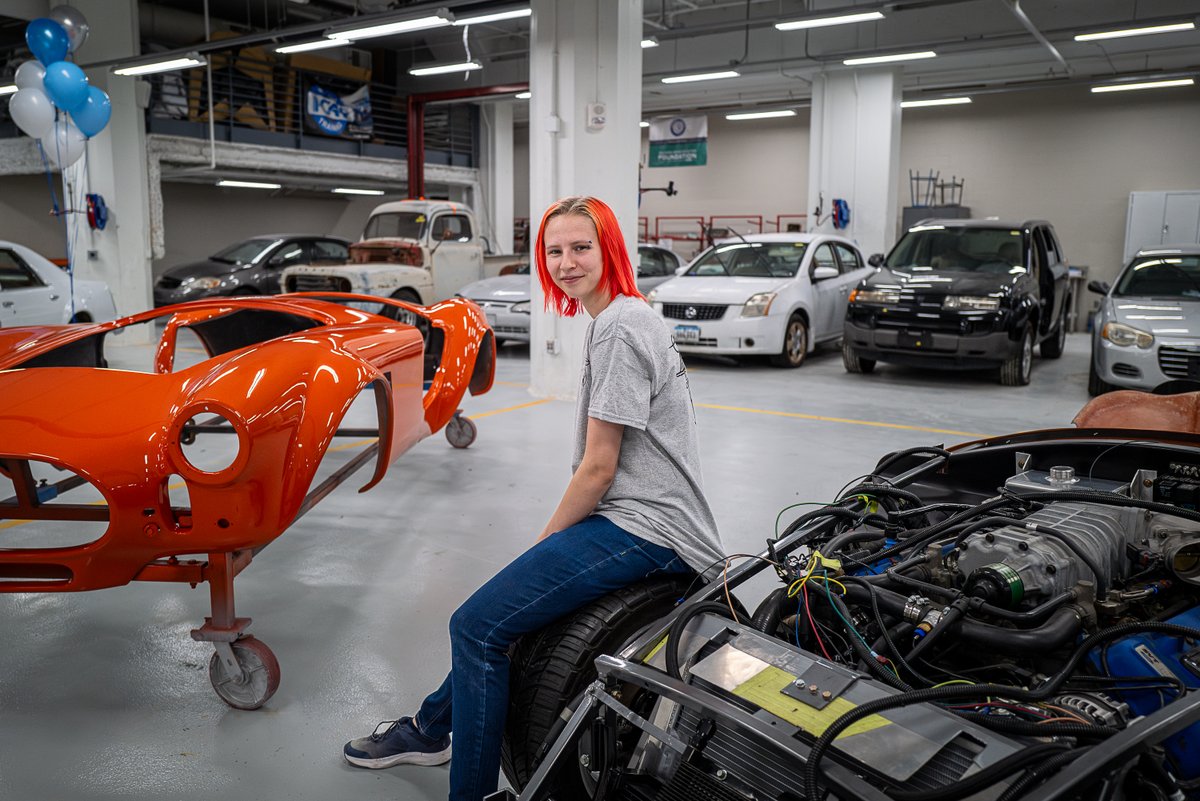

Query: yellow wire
left=808, top=574, right=848, bottom=595
left=933, top=679, right=975, bottom=688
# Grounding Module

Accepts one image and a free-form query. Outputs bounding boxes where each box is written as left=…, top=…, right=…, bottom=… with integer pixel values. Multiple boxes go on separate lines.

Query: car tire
left=1040, top=302, right=1069, bottom=359
left=1088, top=359, right=1113, bottom=397
left=500, top=574, right=694, bottom=794
left=1000, top=325, right=1034, bottom=386
left=842, top=340, right=876, bottom=374
left=770, top=314, right=808, bottom=368
left=381, top=289, right=422, bottom=321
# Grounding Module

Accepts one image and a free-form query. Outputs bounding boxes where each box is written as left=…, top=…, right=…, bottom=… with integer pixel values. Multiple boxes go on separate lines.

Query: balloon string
left=37, top=139, right=62, bottom=218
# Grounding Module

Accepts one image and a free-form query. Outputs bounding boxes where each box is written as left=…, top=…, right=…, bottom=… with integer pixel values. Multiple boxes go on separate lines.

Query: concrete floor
left=0, top=333, right=1096, bottom=800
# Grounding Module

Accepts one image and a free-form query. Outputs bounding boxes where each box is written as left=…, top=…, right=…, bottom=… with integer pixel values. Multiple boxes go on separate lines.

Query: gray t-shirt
left=573, top=294, right=725, bottom=575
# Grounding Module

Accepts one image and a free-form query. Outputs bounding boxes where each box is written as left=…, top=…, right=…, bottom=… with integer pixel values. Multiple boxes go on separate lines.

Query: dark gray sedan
left=1088, top=244, right=1200, bottom=394
left=154, top=235, right=350, bottom=306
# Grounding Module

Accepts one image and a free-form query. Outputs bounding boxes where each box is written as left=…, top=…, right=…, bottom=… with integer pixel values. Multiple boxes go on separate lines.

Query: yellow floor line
left=696, top=402, right=988, bottom=438
left=468, top=398, right=553, bottom=420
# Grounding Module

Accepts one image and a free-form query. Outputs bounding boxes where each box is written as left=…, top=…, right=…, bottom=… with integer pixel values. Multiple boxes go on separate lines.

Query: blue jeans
left=412, top=515, right=690, bottom=801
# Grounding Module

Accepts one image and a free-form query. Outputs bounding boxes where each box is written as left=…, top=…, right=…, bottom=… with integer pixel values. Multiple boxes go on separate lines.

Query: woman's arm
left=538, top=417, right=624, bottom=540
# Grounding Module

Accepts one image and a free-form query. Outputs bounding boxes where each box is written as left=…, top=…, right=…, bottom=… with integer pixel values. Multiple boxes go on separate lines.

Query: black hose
left=823, top=528, right=888, bottom=557
left=1010, top=488, right=1200, bottom=526
left=801, top=620, right=1200, bottom=801
left=995, top=748, right=1087, bottom=801
left=664, top=601, right=736, bottom=681
left=953, top=711, right=1116, bottom=740
left=906, top=598, right=967, bottom=662
left=886, top=742, right=1070, bottom=801
left=779, top=504, right=885, bottom=541
left=854, top=577, right=936, bottom=686
left=750, top=588, right=789, bottom=635
left=823, top=591, right=910, bottom=691
left=839, top=483, right=925, bottom=510
left=874, top=445, right=951, bottom=476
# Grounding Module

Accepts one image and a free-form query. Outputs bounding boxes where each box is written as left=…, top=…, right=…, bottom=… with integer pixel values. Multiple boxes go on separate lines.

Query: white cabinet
left=1124, top=191, right=1200, bottom=262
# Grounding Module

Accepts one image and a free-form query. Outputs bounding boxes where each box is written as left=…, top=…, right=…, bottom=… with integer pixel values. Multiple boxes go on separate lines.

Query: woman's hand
left=538, top=417, right=624, bottom=541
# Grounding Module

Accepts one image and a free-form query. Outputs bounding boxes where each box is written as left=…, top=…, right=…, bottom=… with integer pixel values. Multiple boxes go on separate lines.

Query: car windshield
left=887, top=226, right=1025, bottom=275
left=210, top=239, right=278, bottom=265
left=364, top=212, right=426, bottom=240
left=685, top=242, right=807, bottom=277
left=1114, top=255, right=1200, bottom=298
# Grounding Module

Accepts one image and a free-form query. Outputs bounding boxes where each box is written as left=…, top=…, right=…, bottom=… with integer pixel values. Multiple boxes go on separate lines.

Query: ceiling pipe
left=1002, top=0, right=1072, bottom=75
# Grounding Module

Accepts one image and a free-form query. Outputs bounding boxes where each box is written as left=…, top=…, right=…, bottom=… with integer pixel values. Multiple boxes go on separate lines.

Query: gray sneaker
left=343, top=717, right=452, bottom=769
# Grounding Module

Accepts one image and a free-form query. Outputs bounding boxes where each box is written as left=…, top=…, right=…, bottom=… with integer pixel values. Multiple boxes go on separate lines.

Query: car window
left=0, top=250, right=43, bottom=289
left=431, top=214, right=472, bottom=242
left=270, top=242, right=308, bottom=267
left=364, top=212, right=426, bottom=240
left=685, top=242, right=808, bottom=277
left=311, top=240, right=348, bottom=262
left=1114, top=255, right=1200, bottom=298
left=638, top=247, right=668, bottom=277
left=1031, top=228, right=1048, bottom=279
left=833, top=243, right=860, bottom=273
left=887, top=227, right=1025, bottom=275
left=212, top=239, right=278, bottom=265
left=812, top=243, right=837, bottom=274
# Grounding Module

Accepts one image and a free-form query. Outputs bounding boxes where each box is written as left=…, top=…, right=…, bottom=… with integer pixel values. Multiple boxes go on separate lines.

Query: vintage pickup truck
left=281, top=199, right=527, bottom=307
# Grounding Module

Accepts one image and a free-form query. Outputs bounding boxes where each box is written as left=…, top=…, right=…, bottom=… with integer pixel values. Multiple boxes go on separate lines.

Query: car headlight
left=943, top=295, right=1001, bottom=311
left=646, top=289, right=658, bottom=303
left=1102, top=321, right=1154, bottom=349
left=185, top=277, right=223, bottom=290
left=849, top=289, right=900, bottom=304
left=741, top=292, right=776, bottom=318
left=511, top=301, right=530, bottom=314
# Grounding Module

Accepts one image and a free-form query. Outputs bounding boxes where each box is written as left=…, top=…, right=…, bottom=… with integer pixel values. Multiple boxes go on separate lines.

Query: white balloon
left=9, top=87, right=56, bottom=139
left=14, top=60, right=46, bottom=91
left=42, top=119, right=86, bottom=169
left=49, top=6, right=89, bottom=53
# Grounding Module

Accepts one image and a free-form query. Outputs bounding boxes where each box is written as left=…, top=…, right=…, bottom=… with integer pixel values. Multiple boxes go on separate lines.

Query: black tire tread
left=841, top=340, right=876, bottom=374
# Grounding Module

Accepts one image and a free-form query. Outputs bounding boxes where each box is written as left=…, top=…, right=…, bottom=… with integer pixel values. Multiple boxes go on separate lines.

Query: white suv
left=647, top=233, right=869, bottom=367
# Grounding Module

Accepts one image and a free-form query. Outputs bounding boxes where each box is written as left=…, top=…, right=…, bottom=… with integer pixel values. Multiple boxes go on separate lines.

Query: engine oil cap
left=1049, top=465, right=1078, bottom=485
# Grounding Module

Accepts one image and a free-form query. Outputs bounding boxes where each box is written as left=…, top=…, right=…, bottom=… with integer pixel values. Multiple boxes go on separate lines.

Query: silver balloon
left=9, top=87, right=56, bottom=139
left=48, top=6, right=89, bottom=53
left=42, top=118, right=86, bottom=169
left=14, top=60, right=46, bottom=91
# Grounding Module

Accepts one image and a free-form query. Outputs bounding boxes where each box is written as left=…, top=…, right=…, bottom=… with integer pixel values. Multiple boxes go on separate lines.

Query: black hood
left=160, top=259, right=249, bottom=281
left=863, top=267, right=1021, bottom=295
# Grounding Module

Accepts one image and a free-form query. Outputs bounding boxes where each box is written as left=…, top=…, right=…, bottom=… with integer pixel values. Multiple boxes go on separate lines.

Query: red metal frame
left=773, top=214, right=809, bottom=233
left=708, top=215, right=764, bottom=237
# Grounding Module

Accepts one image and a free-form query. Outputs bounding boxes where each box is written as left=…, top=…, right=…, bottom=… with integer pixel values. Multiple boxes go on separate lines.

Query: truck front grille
left=286, top=275, right=350, bottom=293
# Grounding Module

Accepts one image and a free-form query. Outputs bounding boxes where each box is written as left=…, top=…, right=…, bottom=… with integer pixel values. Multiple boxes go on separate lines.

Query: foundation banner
left=648, top=115, right=708, bottom=167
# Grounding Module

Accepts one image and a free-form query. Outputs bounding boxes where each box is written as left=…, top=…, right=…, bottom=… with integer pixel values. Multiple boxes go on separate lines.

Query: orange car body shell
left=0, top=294, right=493, bottom=592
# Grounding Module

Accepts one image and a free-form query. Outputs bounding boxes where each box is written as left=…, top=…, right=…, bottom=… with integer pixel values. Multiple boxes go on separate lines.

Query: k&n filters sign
left=648, top=115, right=708, bottom=167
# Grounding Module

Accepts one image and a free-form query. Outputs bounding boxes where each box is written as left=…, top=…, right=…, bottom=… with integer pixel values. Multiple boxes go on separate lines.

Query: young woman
left=343, top=196, right=725, bottom=801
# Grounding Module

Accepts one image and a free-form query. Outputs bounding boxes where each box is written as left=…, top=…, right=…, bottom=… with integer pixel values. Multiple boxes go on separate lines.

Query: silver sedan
left=1088, top=244, right=1200, bottom=395
left=457, top=245, right=685, bottom=345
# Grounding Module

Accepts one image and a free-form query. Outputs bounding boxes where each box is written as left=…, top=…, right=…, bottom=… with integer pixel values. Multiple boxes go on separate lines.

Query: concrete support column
left=480, top=102, right=515, bottom=254
left=528, top=0, right=642, bottom=400
left=807, top=69, right=902, bottom=258
left=76, top=0, right=153, bottom=337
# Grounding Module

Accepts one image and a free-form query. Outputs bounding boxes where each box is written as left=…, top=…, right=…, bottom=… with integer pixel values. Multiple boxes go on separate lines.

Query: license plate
left=899, top=330, right=926, bottom=349
left=674, top=325, right=700, bottom=345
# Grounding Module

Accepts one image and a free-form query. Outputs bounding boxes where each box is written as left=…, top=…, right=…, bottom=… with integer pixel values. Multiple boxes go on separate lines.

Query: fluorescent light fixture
left=725, top=109, right=797, bottom=120
left=332, top=187, right=385, bottom=196
left=1091, top=77, right=1195, bottom=93
left=409, top=60, right=482, bottom=76
left=901, top=96, right=973, bottom=108
left=217, top=179, right=281, bottom=189
left=776, top=11, right=884, bottom=31
left=276, top=39, right=344, bottom=53
left=330, top=14, right=452, bottom=41
left=514, top=91, right=531, bottom=99
left=844, top=50, right=936, bottom=66
left=661, top=70, right=739, bottom=84
left=0, top=84, right=17, bottom=96
left=639, top=121, right=650, bottom=127
left=642, top=37, right=659, bottom=48
left=113, top=54, right=207, bottom=76
left=1075, top=21, right=1194, bottom=41
left=453, top=8, right=530, bottom=25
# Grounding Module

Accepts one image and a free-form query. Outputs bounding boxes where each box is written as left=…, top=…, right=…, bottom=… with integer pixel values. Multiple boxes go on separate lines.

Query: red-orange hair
left=534, top=196, right=641, bottom=317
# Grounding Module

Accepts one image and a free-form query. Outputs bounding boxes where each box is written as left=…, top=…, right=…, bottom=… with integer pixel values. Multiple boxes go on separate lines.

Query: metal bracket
left=782, top=662, right=857, bottom=710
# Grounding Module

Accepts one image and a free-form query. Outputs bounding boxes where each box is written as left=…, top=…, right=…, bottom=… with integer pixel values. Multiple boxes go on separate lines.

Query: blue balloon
left=73, top=86, right=111, bottom=138
left=25, top=18, right=69, bottom=66
left=43, top=60, right=89, bottom=112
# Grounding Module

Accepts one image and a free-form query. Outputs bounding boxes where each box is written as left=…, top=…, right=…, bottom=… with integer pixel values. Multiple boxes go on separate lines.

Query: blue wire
left=821, top=569, right=874, bottom=654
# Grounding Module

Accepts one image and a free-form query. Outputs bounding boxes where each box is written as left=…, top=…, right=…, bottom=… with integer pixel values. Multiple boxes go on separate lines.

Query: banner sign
left=648, top=115, right=708, bottom=167
left=305, top=82, right=373, bottom=139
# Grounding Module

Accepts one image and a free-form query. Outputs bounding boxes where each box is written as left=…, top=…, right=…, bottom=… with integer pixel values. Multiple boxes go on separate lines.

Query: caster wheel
left=445, top=414, right=477, bottom=449
left=209, top=636, right=281, bottom=710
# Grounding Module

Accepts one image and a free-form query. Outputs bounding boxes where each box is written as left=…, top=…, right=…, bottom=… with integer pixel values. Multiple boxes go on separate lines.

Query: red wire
left=803, top=583, right=832, bottom=661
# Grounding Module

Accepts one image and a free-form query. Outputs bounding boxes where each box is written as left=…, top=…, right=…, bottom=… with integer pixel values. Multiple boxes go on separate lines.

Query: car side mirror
left=812, top=265, right=839, bottom=281
left=1087, top=280, right=1111, bottom=295
left=868, top=253, right=884, bottom=267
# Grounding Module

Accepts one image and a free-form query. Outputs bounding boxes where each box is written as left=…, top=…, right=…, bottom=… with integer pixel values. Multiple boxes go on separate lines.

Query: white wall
left=0, top=175, right=74, bottom=258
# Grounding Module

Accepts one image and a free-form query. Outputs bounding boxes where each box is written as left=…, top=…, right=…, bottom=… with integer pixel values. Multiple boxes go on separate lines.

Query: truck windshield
left=685, top=242, right=807, bottom=277
left=364, top=212, right=426, bottom=240
left=1114, top=255, right=1200, bottom=298
left=887, top=227, right=1025, bottom=274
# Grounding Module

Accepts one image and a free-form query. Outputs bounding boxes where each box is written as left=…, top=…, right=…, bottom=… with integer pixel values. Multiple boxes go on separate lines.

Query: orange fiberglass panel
left=0, top=294, right=494, bottom=708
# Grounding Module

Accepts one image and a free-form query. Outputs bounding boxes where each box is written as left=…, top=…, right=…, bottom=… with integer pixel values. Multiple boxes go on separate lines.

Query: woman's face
left=544, top=213, right=607, bottom=315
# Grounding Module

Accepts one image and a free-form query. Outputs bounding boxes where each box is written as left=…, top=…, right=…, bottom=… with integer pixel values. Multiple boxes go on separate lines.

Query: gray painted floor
left=0, top=334, right=1095, bottom=800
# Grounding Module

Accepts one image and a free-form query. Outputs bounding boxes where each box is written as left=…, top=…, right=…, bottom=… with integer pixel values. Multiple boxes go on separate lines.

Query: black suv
left=842, top=218, right=1072, bottom=385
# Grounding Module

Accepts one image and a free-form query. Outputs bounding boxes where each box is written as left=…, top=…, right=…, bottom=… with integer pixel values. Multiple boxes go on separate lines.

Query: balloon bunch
left=9, top=6, right=108, bottom=170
